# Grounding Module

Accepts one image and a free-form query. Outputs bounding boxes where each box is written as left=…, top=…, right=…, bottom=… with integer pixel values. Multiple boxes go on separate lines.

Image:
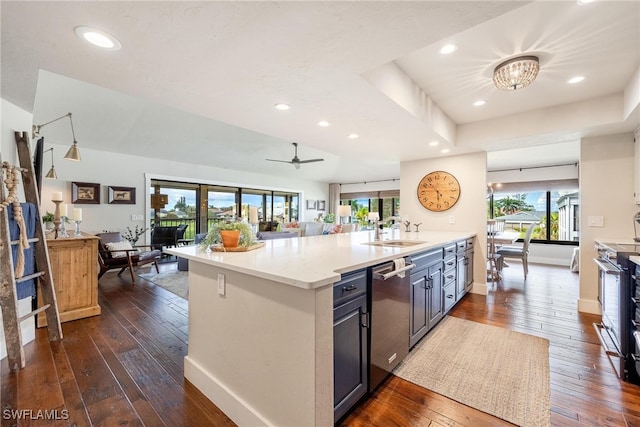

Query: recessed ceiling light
left=347, top=133, right=359, bottom=140
left=577, top=0, right=595, bottom=5
left=439, top=44, right=457, bottom=55
left=567, top=76, right=585, bottom=84
left=473, top=99, right=487, bottom=107
left=440, top=148, right=450, bottom=154
left=428, top=141, right=439, bottom=147
left=318, top=121, right=330, bottom=127
left=274, top=103, right=290, bottom=110
left=74, top=26, right=121, bottom=50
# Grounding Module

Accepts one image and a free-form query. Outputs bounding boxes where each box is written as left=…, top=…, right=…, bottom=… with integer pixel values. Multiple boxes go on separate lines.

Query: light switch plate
left=448, top=216, right=455, bottom=224
left=217, top=273, right=225, bottom=296
left=587, top=216, right=604, bottom=227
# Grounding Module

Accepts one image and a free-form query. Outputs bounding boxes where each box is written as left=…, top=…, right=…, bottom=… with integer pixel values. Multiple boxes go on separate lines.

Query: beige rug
left=140, top=270, right=188, bottom=299
left=394, top=316, right=550, bottom=427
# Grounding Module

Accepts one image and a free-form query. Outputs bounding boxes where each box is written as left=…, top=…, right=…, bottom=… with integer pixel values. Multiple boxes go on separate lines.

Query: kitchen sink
left=363, top=240, right=427, bottom=247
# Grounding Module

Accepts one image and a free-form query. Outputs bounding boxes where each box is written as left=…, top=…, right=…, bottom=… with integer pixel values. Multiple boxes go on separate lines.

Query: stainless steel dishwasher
left=369, top=257, right=415, bottom=391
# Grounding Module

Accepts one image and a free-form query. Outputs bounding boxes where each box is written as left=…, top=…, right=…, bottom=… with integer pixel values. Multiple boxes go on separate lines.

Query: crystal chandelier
left=493, top=55, right=540, bottom=91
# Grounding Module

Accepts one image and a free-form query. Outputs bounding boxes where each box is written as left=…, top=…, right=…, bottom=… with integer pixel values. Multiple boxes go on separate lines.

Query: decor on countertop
left=493, top=55, right=540, bottom=91
left=394, top=316, right=550, bottom=427
left=108, top=186, right=136, bottom=204
left=200, top=221, right=256, bottom=250
left=123, top=225, right=149, bottom=246
left=71, top=181, right=100, bottom=204
left=32, top=112, right=82, bottom=161
left=72, top=207, right=82, bottom=236
left=265, top=142, right=324, bottom=169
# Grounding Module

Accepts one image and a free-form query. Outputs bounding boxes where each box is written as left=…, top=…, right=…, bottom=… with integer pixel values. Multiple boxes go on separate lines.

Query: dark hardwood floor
left=2, top=260, right=640, bottom=426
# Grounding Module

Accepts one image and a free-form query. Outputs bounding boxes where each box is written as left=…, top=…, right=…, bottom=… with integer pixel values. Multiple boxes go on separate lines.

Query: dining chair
left=496, top=224, right=535, bottom=279
left=486, top=220, right=503, bottom=282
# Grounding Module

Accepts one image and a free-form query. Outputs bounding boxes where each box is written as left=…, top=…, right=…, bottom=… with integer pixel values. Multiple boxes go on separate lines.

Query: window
left=151, top=179, right=300, bottom=235
left=341, top=190, right=401, bottom=228
left=487, top=179, right=579, bottom=244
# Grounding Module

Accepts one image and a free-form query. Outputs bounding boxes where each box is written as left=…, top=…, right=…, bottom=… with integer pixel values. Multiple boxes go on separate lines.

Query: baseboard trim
left=184, top=356, right=273, bottom=427
left=470, top=282, right=488, bottom=295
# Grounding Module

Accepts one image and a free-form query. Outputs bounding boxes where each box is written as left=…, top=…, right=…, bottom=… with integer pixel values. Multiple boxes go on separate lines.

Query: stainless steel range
left=594, top=242, right=640, bottom=384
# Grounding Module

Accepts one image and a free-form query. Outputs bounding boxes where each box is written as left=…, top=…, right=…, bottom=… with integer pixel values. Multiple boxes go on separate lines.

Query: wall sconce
left=44, top=147, right=57, bottom=179
left=32, top=112, right=81, bottom=161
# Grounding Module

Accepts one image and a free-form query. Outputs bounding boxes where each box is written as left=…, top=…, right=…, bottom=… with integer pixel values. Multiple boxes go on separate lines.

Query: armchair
left=96, top=232, right=161, bottom=284
left=150, top=225, right=180, bottom=252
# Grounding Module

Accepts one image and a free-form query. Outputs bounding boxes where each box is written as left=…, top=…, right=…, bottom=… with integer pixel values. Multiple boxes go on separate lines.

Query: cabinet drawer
left=443, top=267, right=456, bottom=286
left=333, top=269, right=367, bottom=307
left=442, top=244, right=456, bottom=258
left=466, top=238, right=474, bottom=251
left=443, top=282, right=456, bottom=312
left=412, top=249, right=442, bottom=271
left=443, top=257, right=456, bottom=273
left=456, top=240, right=466, bottom=253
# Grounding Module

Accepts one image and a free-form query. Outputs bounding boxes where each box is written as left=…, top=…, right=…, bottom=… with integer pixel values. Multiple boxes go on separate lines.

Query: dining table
left=492, top=231, right=520, bottom=246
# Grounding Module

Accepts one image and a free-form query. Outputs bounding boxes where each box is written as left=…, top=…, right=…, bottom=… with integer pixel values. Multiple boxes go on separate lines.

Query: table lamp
left=338, top=205, right=352, bottom=224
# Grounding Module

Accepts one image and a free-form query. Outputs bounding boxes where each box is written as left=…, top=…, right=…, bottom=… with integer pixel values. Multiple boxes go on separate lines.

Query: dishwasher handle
left=373, top=263, right=416, bottom=281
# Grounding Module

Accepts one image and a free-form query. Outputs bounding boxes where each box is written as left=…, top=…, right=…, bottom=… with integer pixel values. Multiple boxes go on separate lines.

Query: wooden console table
left=37, top=233, right=101, bottom=327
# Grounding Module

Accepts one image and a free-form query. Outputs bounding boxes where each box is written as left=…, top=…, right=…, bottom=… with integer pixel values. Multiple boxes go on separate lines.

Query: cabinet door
left=465, top=248, right=474, bottom=291
left=334, top=295, right=368, bottom=422
left=427, top=262, right=443, bottom=329
left=456, top=255, right=466, bottom=299
left=409, top=270, right=428, bottom=348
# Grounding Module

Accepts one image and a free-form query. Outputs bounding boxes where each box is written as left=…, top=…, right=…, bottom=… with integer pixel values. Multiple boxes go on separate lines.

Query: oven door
left=593, top=257, right=624, bottom=376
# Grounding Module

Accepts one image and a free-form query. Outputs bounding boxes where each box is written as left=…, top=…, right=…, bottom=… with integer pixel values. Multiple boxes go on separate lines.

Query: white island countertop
left=165, top=229, right=475, bottom=290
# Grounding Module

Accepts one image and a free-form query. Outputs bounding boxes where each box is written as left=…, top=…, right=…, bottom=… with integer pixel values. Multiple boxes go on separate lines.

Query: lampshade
left=338, top=205, right=352, bottom=217
left=368, top=212, right=380, bottom=222
left=493, top=55, right=539, bottom=91
left=64, top=141, right=81, bottom=161
left=44, top=147, right=57, bottom=179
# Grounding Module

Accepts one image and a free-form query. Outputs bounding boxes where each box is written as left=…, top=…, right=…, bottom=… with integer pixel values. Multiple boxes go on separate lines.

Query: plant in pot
left=200, top=221, right=255, bottom=249
left=42, top=211, right=55, bottom=230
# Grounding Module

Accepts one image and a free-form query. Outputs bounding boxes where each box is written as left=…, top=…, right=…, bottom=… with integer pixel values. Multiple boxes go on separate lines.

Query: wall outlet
left=449, top=216, right=455, bottom=224
left=130, top=214, right=144, bottom=221
left=587, top=216, right=604, bottom=227
left=217, top=273, right=226, bottom=296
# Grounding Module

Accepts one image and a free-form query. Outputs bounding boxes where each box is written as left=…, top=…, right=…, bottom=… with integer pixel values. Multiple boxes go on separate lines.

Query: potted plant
left=122, top=225, right=149, bottom=246
left=200, top=221, right=255, bottom=249
left=42, top=211, right=55, bottom=230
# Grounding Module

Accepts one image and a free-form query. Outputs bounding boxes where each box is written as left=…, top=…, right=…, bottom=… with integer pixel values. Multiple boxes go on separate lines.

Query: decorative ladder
left=0, top=131, right=62, bottom=370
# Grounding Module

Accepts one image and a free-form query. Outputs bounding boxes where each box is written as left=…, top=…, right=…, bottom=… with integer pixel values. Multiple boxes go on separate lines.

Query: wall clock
left=417, top=171, right=461, bottom=212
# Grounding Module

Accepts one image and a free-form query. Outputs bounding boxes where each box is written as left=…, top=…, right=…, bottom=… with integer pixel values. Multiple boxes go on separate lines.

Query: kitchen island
left=166, top=229, right=475, bottom=427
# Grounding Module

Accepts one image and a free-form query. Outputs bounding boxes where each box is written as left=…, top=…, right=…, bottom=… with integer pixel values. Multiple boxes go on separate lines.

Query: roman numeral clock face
left=417, top=171, right=461, bottom=212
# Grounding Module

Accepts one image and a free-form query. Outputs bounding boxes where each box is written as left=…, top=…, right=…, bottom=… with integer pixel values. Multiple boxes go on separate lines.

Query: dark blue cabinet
left=333, top=270, right=368, bottom=422
left=409, top=249, right=443, bottom=348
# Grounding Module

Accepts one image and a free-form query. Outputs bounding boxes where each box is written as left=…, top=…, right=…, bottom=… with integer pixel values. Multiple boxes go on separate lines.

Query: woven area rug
left=139, top=270, right=188, bottom=299
left=394, top=316, right=550, bottom=427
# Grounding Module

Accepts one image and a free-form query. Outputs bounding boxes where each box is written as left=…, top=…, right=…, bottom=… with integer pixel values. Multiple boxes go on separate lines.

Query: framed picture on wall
left=306, top=200, right=316, bottom=209
left=108, top=186, right=136, bottom=204
left=71, top=182, right=100, bottom=204
left=317, top=200, right=326, bottom=211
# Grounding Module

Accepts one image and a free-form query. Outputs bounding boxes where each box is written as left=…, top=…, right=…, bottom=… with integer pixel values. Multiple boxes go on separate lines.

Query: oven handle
left=592, top=323, right=623, bottom=357
left=593, top=258, right=621, bottom=275
left=373, top=263, right=416, bottom=280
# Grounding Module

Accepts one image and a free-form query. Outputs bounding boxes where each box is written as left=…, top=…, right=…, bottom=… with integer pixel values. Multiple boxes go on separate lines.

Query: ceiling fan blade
left=266, top=159, right=293, bottom=164
left=297, top=158, right=324, bottom=164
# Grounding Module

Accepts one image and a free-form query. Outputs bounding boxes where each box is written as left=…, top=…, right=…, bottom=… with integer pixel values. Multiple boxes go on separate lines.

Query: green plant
left=323, top=213, right=335, bottom=223
left=200, top=221, right=255, bottom=248
left=42, top=211, right=54, bottom=222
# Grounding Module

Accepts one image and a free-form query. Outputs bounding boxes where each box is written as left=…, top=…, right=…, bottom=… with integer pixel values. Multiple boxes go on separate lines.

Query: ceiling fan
left=266, top=142, right=324, bottom=169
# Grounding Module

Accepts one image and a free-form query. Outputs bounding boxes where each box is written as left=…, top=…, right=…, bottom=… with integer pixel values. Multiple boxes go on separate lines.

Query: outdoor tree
left=174, top=196, right=187, bottom=212
left=494, top=194, right=534, bottom=216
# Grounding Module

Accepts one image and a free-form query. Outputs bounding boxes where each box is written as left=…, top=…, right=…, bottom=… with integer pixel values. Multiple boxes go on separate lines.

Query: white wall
left=401, top=152, right=489, bottom=294
left=340, top=179, right=399, bottom=195
left=0, top=99, right=36, bottom=359
left=579, top=132, right=636, bottom=314
left=38, top=143, right=329, bottom=241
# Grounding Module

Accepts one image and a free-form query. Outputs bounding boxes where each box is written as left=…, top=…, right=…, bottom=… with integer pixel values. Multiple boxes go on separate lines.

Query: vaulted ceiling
left=2, top=1, right=638, bottom=183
